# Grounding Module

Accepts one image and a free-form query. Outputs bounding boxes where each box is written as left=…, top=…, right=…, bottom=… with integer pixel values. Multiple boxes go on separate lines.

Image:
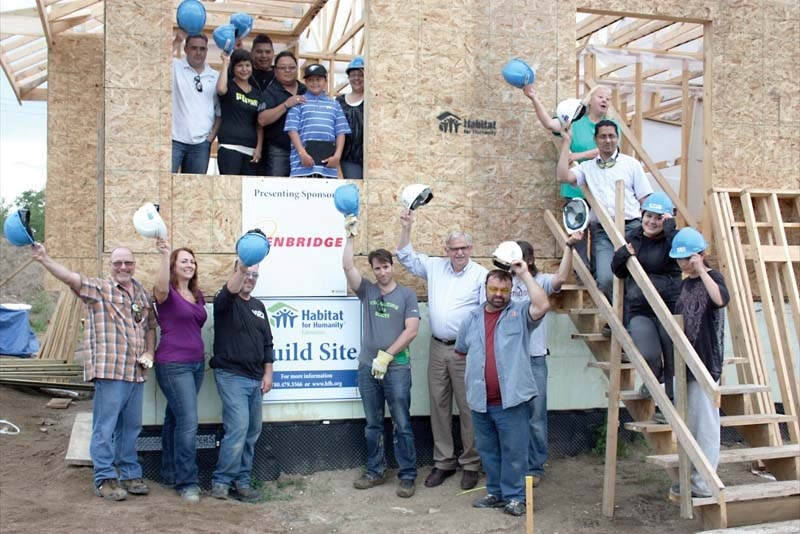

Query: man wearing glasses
left=171, top=30, right=220, bottom=174
left=455, top=263, right=549, bottom=517
left=397, top=211, right=487, bottom=490
left=342, top=229, right=421, bottom=497
left=210, top=259, right=274, bottom=502
left=31, top=244, right=155, bottom=501
left=557, top=120, right=652, bottom=303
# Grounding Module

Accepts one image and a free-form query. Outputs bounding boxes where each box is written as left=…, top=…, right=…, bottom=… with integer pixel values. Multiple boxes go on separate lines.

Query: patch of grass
left=251, top=476, right=307, bottom=503
left=27, top=291, right=56, bottom=334
left=592, top=419, right=646, bottom=460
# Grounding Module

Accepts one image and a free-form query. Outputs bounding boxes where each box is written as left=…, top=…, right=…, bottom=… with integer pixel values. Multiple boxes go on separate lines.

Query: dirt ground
left=0, top=384, right=712, bottom=534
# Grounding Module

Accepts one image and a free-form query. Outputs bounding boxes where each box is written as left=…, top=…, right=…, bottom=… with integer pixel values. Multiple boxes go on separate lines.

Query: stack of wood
left=0, top=290, right=89, bottom=390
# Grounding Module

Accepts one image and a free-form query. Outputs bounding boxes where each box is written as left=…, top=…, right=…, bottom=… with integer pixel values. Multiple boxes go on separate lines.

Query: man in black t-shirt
left=210, top=260, right=274, bottom=502
left=249, top=34, right=275, bottom=92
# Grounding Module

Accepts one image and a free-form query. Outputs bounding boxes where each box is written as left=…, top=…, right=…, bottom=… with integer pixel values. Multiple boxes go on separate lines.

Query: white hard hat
left=556, top=98, right=587, bottom=126
left=492, top=241, right=523, bottom=270
left=132, top=203, right=167, bottom=239
left=563, top=198, right=589, bottom=234
left=401, top=184, right=433, bottom=211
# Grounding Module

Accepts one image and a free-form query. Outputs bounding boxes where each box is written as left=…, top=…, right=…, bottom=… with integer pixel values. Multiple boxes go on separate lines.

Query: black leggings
left=217, top=147, right=259, bottom=176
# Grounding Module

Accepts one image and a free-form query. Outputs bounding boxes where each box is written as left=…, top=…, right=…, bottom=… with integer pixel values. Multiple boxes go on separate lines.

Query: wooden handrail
left=544, top=208, right=724, bottom=502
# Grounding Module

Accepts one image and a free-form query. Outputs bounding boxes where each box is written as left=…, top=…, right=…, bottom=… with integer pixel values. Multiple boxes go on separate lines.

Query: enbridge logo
left=268, top=302, right=299, bottom=329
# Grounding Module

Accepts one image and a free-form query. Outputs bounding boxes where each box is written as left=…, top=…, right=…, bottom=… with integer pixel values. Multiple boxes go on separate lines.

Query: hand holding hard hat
left=334, top=184, right=360, bottom=238
left=176, top=0, right=206, bottom=36
left=502, top=58, right=535, bottom=89
left=236, top=228, right=270, bottom=267
left=563, top=198, right=589, bottom=234
left=556, top=98, right=587, bottom=127
left=401, top=184, right=433, bottom=211
left=230, top=12, right=253, bottom=40
left=492, top=241, right=523, bottom=271
left=133, top=203, right=167, bottom=239
left=213, top=24, right=236, bottom=55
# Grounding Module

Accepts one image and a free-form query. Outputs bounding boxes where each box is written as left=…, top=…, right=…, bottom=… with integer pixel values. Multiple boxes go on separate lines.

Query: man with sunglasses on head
left=31, top=244, right=156, bottom=501
left=171, top=30, right=220, bottom=174
left=397, top=212, right=487, bottom=491
left=557, top=120, right=652, bottom=304
left=455, top=262, right=549, bottom=517
left=210, top=258, right=274, bottom=503
left=342, top=223, right=421, bottom=497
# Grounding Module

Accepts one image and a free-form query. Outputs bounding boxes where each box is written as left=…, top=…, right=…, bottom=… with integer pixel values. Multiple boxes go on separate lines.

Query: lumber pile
left=37, top=290, right=84, bottom=362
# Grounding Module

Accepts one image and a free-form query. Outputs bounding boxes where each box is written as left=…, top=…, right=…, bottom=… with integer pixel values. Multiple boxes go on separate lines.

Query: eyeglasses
left=244, top=272, right=259, bottom=279
left=275, top=66, right=297, bottom=72
left=447, top=246, right=471, bottom=253
left=131, top=303, right=143, bottom=323
left=194, top=75, right=203, bottom=92
left=487, top=286, right=511, bottom=296
left=111, top=261, right=135, bottom=268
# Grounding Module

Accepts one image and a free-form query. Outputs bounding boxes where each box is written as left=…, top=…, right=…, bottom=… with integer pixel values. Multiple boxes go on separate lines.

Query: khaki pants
left=428, top=338, right=480, bottom=471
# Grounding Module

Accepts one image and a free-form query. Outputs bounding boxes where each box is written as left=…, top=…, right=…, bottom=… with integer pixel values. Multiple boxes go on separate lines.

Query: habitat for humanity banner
left=242, top=178, right=347, bottom=297
left=263, top=297, right=361, bottom=403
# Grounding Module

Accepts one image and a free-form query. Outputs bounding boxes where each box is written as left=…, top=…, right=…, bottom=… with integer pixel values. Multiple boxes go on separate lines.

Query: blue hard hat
left=669, top=227, right=708, bottom=258
left=176, top=0, right=206, bottom=36
left=230, top=12, right=253, bottom=40
left=213, top=24, right=236, bottom=55
left=641, top=191, right=674, bottom=215
left=502, top=58, right=535, bottom=88
left=334, top=184, right=360, bottom=216
left=3, top=208, right=35, bottom=247
left=346, top=56, right=365, bottom=74
left=236, top=229, right=270, bottom=267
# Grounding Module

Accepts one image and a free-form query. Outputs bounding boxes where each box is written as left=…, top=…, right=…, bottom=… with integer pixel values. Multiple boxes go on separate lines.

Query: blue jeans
left=266, top=145, right=291, bottom=177
left=528, top=356, right=548, bottom=475
left=212, top=369, right=263, bottom=488
left=357, top=364, right=417, bottom=480
left=156, top=361, right=204, bottom=489
left=472, top=402, right=529, bottom=501
left=591, top=219, right=642, bottom=302
left=172, top=140, right=211, bottom=174
left=341, top=160, right=363, bottom=179
left=91, top=379, right=144, bottom=486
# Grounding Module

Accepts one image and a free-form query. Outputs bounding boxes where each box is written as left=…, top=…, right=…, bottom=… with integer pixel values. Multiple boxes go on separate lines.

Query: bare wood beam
left=20, top=86, right=47, bottom=101
left=659, top=25, right=703, bottom=50
left=588, top=44, right=703, bottom=60
left=35, top=0, right=53, bottom=47
left=17, top=70, right=47, bottom=94
left=49, top=0, right=100, bottom=21
left=0, top=15, right=44, bottom=37
left=13, top=59, right=46, bottom=80
left=203, top=2, right=303, bottom=19
left=609, top=19, right=674, bottom=47
left=292, top=0, right=328, bottom=37
left=642, top=99, right=683, bottom=118
left=603, top=67, right=670, bottom=83
left=9, top=49, right=46, bottom=71
left=0, top=49, right=22, bottom=103
left=577, top=14, right=622, bottom=40
left=330, top=18, right=363, bottom=54
left=578, top=8, right=709, bottom=24
left=679, top=61, right=692, bottom=228
left=322, top=0, right=340, bottom=51
left=50, top=15, right=92, bottom=35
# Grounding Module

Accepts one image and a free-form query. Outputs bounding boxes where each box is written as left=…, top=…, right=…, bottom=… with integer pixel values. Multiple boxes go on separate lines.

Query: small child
left=668, top=227, right=729, bottom=499
left=284, top=63, right=350, bottom=178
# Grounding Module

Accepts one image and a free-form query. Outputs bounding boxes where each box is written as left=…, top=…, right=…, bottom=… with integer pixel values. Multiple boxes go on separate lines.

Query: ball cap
left=304, top=63, right=327, bottom=78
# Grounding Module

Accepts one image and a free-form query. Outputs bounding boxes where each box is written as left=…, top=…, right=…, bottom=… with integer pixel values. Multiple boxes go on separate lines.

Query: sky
left=0, top=0, right=47, bottom=207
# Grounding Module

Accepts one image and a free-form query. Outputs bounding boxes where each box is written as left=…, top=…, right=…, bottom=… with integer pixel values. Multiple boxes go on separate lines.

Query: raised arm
left=30, top=243, right=81, bottom=293
left=153, top=238, right=171, bottom=304
left=557, top=126, right=577, bottom=184
left=523, top=84, right=560, bottom=132
left=511, top=260, right=549, bottom=321
left=552, top=231, right=583, bottom=290
left=216, top=53, right=230, bottom=95
left=226, top=260, right=249, bottom=294
left=397, top=208, right=414, bottom=250
left=342, top=235, right=363, bottom=292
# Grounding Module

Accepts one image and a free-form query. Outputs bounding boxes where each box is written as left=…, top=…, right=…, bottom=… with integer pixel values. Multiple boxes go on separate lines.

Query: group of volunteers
left=171, top=31, right=364, bottom=179
left=21, top=45, right=728, bottom=516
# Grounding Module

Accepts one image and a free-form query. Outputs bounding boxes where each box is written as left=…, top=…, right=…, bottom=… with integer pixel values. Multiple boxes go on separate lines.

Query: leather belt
left=432, top=336, right=456, bottom=346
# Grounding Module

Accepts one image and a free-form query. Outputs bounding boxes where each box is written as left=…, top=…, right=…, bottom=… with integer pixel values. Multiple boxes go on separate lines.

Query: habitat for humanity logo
left=268, top=302, right=299, bottom=329
left=437, top=111, right=497, bottom=136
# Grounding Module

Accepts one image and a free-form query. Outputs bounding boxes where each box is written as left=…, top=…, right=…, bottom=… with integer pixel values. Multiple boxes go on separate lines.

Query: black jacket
left=611, top=218, right=681, bottom=317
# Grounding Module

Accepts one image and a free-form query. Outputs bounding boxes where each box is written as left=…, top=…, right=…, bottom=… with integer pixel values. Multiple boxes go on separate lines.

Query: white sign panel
left=263, top=297, right=362, bottom=403
left=242, top=178, right=347, bottom=297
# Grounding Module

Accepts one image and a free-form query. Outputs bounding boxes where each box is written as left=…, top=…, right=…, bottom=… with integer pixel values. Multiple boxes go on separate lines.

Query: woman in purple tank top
left=153, top=239, right=208, bottom=503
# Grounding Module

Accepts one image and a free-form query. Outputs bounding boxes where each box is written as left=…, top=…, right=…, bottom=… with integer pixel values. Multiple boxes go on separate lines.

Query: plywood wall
left=44, top=0, right=798, bottom=297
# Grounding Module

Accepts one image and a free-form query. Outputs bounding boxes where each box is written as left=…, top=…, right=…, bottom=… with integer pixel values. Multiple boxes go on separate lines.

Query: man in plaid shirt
left=32, top=243, right=156, bottom=501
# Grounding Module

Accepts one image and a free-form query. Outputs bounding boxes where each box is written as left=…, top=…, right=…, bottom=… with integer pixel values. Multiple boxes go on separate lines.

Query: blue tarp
left=0, top=305, right=39, bottom=357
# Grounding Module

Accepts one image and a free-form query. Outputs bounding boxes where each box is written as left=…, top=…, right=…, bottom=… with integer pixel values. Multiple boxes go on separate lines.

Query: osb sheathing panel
left=45, top=33, right=103, bottom=292
left=82, top=0, right=799, bottom=295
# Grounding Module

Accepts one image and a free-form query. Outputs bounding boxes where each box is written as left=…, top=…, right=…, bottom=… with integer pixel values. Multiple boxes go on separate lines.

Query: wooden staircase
left=544, top=207, right=800, bottom=530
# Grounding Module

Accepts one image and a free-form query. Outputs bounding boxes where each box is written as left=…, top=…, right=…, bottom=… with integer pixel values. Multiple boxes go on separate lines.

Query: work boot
left=396, top=478, right=416, bottom=498
left=504, top=499, right=526, bottom=517
left=472, top=494, right=507, bottom=509
left=211, top=483, right=230, bottom=500
left=353, top=472, right=386, bottom=490
left=232, top=484, right=262, bottom=503
left=460, top=470, right=480, bottom=490
left=423, top=467, right=456, bottom=488
left=94, top=479, right=127, bottom=501
left=119, top=478, right=149, bottom=495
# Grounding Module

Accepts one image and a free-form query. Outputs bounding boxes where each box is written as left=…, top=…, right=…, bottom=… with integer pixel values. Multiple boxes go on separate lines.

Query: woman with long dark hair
left=216, top=49, right=262, bottom=175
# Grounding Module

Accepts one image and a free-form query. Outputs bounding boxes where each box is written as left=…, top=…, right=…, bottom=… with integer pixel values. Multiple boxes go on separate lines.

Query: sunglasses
left=131, top=303, right=143, bottom=323
left=487, top=286, right=511, bottom=296
left=596, top=151, right=619, bottom=169
left=194, top=75, right=203, bottom=92
left=111, top=260, right=135, bottom=268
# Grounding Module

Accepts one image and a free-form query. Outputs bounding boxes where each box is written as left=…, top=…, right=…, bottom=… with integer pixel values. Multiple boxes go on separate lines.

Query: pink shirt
left=154, top=285, right=207, bottom=364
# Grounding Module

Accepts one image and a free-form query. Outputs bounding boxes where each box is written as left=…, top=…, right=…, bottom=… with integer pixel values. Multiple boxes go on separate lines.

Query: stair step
left=620, top=384, right=771, bottom=402
left=724, top=357, right=749, bottom=366
left=568, top=308, right=600, bottom=315
left=625, top=414, right=795, bottom=434
left=693, top=480, right=800, bottom=506
left=647, top=445, right=800, bottom=468
left=572, top=332, right=608, bottom=342
left=560, top=284, right=587, bottom=291
left=587, top=361, right=635, bottom=371
left=697, top=519, right=800, bottom=534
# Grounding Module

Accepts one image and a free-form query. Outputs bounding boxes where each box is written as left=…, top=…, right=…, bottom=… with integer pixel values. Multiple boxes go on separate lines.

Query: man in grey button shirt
left=343, top=230, right=421, bottom=498
left=397, top=209, right=487, bottom=490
